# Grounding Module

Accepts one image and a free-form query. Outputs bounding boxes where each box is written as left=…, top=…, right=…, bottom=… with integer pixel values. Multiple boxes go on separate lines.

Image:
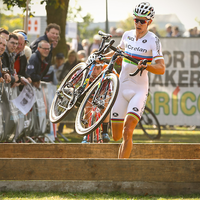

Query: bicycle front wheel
left=139, top=106, right=161, bottom=140
left=50, top=62, right=86, bottom=123
left=75, top=73, right=119, bottom=135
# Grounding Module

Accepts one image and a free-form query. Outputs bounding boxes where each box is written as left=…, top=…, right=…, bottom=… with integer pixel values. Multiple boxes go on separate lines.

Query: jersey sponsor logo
left=113, top=112, right=119, bottom=117
left=142, top=39, right=147, bottom=43
left=126, top=44, right=147, bottom=53
left=127, top=36, right=134, bottom=41
left=155, top=37, right=161, bottom=55
left=132, top=107, right=139, bottom=112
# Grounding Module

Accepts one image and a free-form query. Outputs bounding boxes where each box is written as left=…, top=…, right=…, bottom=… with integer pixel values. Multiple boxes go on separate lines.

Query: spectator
left=51, top=35, right=60, bottom=64
left=43, top=34, right=61, bottom=84
left=116, top=28, right=124, bottom=37
left=193, top=27, right=200, bottom=37
left=165, top=23, right=172, bottom=37
left=52, top=35, right=60, bottom=49
left=60, top=50, right=80, bottom=80
left=27, top=40, right=51, bottom=89
left=149, top=24, right=160, bottom=37
left=172, top=26, right=181, bottom=37
left=189, top=28, right=195, bottom=37
left=43, top=52, right=65, bottom=85
left=109, top=26, right=117, bottom=36
left=2, top=33, right=19, bottom=86
left=81, top=39, right=90, bottom=58
left=66, top=42, right=71, bottom=52
left=77, top=50, right=87, bottom=62
left=88, top=34, right=101, bottom=55
left=0, top=28, right=9, bottom=41
left=30, top=23, right=60, bottom=71
left=24, top=45, right=32, bottom=62
left=13, top=29, right=27, bottom=35
left=13, top=32, right=32, bottom=88
left=71, top=35, right=83, bottom=52
left=0, top=35, right=11, bottom=83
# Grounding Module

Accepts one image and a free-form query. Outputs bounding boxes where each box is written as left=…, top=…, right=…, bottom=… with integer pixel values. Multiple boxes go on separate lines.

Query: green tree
left=0, top=14, right=23, bottom=32
left=2, top=0, right=69, bottom=56
left=117, top=14, right=135, bottom=32
left=67, top=0, right=96, bottom=41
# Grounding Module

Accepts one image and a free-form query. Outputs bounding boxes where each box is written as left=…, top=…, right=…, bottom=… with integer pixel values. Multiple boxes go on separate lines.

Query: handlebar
left=95, top=39, right=115, bottom=56
left=109, top=45, right=147, bottom=76
left=98, top=31, right=112, bottom=40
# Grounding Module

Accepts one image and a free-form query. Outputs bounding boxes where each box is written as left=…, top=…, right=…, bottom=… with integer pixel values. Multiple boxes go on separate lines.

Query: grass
left=56, top=124, right=200, bottom=144
left=1, top=191, right=200, bottom=200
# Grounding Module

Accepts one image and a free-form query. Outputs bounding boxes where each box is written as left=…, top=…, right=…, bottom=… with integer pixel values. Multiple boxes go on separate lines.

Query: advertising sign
left=149, top=38, right=200, bottom=125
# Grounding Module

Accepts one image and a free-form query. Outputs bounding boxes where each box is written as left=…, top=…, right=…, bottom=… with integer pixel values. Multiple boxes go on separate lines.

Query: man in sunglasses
left=102, top=2, right=165, bottom=158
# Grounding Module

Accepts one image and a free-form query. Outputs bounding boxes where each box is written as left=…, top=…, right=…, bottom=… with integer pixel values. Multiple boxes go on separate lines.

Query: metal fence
left=0, top=82, right=57, bottom=143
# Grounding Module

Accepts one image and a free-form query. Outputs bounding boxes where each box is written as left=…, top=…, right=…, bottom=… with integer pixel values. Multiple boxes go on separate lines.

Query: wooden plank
left=1, top=143, right=200, bottom=159
left=0, top=143, right=119, bottom=158
left=1, top=180, right=200, bottom=195
left=0, top=158, right=200, bottom=182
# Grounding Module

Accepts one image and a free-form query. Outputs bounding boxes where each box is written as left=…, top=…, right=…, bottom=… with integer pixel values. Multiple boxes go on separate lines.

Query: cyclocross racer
left=104, top=2, right=165, bottom=158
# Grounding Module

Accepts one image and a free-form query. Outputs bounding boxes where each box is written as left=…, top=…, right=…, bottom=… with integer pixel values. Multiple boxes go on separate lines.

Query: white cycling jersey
left=118, top=29, right=164, bottom=85
left=111, top=30, right=164, bottom=123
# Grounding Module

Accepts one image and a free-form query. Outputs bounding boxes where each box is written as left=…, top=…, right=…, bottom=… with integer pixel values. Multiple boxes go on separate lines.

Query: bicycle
left=50, top=31, right=161, bottom=139
left=50, top=31, right=119, bottom=136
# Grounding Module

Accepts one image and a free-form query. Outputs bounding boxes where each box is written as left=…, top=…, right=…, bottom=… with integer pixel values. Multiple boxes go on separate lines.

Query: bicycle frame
left=59, top=47, right=119, bottom=112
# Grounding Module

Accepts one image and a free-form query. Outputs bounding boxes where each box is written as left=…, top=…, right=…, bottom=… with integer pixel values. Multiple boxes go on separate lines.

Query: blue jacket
left=30, top=34, right=52, bottom=67
left=27, top=50, right=49, bottom=82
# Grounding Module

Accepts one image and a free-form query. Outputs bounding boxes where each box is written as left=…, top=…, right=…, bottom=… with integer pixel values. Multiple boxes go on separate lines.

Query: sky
left=1, top=0, right=200, bottom=30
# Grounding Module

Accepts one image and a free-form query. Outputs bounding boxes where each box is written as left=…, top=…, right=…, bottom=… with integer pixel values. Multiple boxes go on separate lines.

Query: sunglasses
left=134, top=18, right=149, bottom=24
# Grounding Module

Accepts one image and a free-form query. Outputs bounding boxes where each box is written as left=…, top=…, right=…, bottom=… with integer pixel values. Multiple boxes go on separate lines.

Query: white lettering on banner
left=28, top=17, right=41, bottom=35
left=148, top=38, right=200, bottom=126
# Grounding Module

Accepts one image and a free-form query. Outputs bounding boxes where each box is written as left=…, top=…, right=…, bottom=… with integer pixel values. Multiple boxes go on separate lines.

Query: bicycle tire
left=50, top=62, right=87, bottom=123
left=139, top=106, right=161, bottom=140
left=75, top=73, right=119, bottom=135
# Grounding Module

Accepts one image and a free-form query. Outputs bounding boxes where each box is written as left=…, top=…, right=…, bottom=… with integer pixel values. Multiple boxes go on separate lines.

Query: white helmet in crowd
left=133, top=2, right=155, bottom=20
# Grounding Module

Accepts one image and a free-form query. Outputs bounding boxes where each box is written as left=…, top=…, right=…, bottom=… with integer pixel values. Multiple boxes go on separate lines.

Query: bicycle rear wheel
left=139, top=106, right=161, bottom=140
left=75, top=73, right=119, bottom=135
left=50, top=62, right=86, bottom=123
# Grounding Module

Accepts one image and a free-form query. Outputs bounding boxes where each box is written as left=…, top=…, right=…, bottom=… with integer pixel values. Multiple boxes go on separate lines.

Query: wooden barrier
left=0, top=143, right=200, bottom=159
left=0, top=143, right=200, bottom=195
